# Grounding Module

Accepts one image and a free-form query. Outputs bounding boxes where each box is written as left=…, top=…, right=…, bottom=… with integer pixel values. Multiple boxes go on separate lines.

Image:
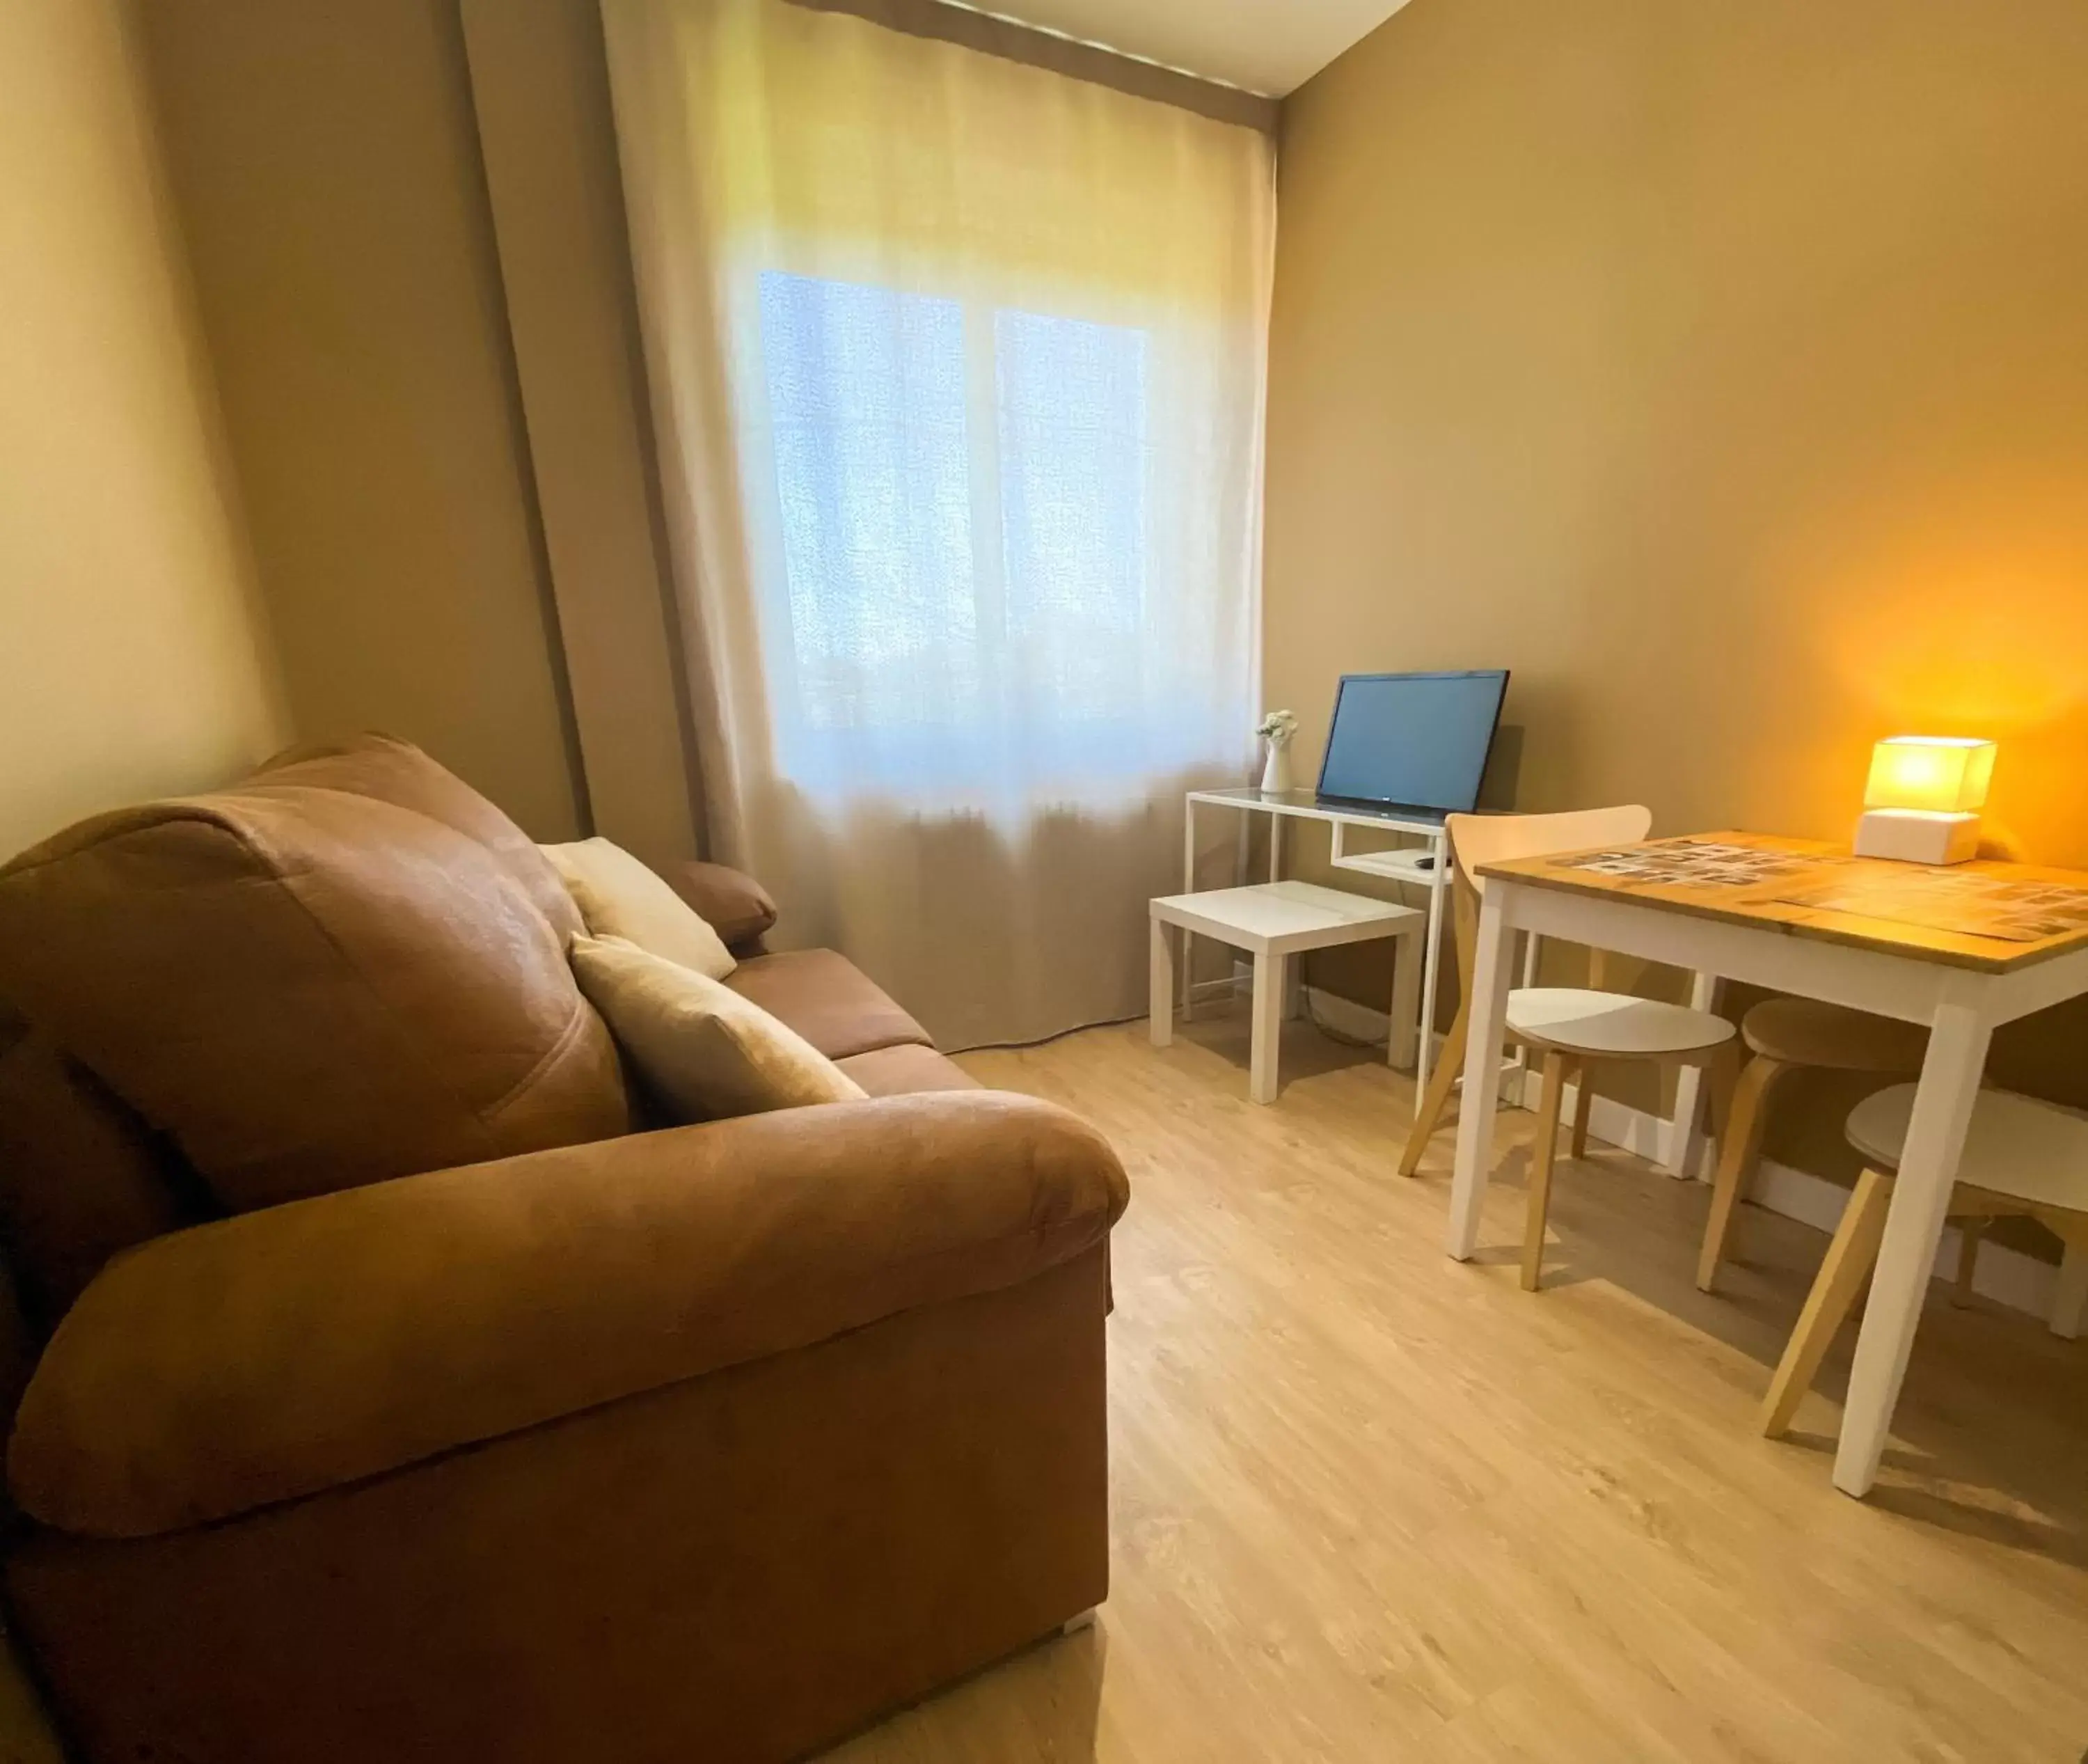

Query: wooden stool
left=1762, top=1082, right=2088, bottom=1438
left=1694, top=997, right=1927, bottom=1292
left=1394, top=807, right=1741, bottom=1291
left=1509, top=991, right=1739, bottom=1291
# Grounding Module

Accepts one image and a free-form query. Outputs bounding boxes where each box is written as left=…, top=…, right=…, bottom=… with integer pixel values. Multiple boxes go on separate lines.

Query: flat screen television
left=1315, top=670, right=1510, bottom=816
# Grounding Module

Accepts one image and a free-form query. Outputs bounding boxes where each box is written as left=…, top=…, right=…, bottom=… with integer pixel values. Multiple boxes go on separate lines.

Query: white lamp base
left=1854, top=808, right=1981, bottom=865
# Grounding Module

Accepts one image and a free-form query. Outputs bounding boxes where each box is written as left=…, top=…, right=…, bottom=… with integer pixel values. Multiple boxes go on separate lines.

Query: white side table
left=1148, top=881, right=1425, bottom=1104
left=1184, top=789, right=1453, bottom=1109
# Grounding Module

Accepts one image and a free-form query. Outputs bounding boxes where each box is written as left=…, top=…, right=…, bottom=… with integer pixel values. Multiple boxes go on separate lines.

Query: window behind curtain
left=996, top=308, right=1150, bottom=726
left=757, top=269, right=1157, bottom=796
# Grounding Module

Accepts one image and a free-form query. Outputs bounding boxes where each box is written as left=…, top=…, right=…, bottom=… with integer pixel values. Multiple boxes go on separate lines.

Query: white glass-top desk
left=1183, top=788, right=1455, bottom=1106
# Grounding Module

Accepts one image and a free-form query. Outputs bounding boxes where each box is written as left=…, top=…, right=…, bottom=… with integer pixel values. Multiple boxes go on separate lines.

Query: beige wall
left=132, top=0, right=587, bottom=841
left=0, top=0, right=288, bottom=862
left=459, top=0, right=706, bottom=872
left=1267, top=0, right=2088, bottom=1183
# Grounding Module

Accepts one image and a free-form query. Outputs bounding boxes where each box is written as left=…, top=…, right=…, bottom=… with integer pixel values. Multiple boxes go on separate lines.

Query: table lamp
left=1853, top=735, right=1995, bottom=865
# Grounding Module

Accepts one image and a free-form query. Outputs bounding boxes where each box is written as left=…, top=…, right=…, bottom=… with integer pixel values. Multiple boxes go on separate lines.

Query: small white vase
left=1259, top=743, right=1291, bottom=794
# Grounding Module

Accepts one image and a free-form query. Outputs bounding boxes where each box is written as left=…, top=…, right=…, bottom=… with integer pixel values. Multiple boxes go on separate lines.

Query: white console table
left=1182, top=788, right=1455, bottom=1108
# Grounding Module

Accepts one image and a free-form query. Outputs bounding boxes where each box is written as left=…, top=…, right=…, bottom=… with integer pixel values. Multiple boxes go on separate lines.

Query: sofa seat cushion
left=0, top=789, right=630, bottom=1213
left=724, top=950, right=933, bottom=1062
left=836, top=1044, right=981, bottom=1098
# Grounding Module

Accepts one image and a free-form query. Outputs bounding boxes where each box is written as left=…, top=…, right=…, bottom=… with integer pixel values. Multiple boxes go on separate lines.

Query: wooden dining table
left=1446, top=830, right=2088, bottom=1497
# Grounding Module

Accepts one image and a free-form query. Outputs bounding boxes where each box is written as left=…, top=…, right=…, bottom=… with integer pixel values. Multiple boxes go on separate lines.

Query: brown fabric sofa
left=0, top=736, right=1128, bottom=1764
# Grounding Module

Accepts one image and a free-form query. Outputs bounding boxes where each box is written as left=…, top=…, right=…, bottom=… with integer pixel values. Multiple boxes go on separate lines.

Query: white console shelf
left=1328, top=843, right=1444, bottom=885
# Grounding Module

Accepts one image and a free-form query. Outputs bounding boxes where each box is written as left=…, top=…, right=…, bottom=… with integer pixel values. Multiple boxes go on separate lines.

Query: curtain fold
left=602, top=0, right=1273, bottom=1048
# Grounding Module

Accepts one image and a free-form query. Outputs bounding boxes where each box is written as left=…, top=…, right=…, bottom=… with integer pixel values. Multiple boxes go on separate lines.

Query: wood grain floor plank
left=818, top=1015, right=2087, bottom=1763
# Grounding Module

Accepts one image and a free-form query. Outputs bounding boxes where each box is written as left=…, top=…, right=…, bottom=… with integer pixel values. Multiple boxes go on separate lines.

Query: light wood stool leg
left=1569, top=950, right=1617, bottom=1163
left=1398, top=996, right=1469, bottom=1176
left=1708, top=1041, right=1741, bottom=1142
left=1148, top=920, right=1174, bottom=1049
left=1521, top=1050, right=1570, bottom=1292
left=1698, top=1054, right=1786, bottom=1292
left=1249, top=950, right=1283, bottom=1105
left=1570, top=947, right=1612, bottom=1169
left=1761, top=1167, right=1893, bottom=1439
left=1951, top=1217, right=1987, bottom=1307
left=2048, top=1231, right=2088, bottom=1339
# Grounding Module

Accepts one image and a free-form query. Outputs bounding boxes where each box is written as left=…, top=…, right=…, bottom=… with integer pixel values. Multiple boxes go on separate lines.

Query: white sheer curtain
left=603, top=0, right=1273, bottom=1047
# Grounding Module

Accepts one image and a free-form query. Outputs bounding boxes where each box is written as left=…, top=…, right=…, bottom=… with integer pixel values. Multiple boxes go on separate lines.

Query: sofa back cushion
left=253, top=734, right=583, bottom=941
left=0, top=787, right=629, bottom=1214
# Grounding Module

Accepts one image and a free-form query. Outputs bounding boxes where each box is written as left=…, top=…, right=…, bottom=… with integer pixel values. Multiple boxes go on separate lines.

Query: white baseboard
left=1295, top=985, right=2063, bottom=1323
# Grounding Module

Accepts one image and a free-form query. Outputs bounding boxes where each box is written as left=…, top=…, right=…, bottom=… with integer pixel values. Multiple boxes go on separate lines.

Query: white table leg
left=1388, top=926, right=1421, bottom=1070
left=1268, top=819, right=1295, bottom=1019
left=1414, top=847, right=1447, bottom=1114
left=1180, top=800, right=1196, bottom=1016
left=1447, top=884, right=1517, bottom=1259
left=1833, top=995, right=1992, bottom=1497
left=1149, top=919, right=1174, bottom=1048
left=2050, top=1242, right=2087, bottom=1340
left=1664, top=970, right=1725, bottom=1178
left=1249, top=950, right=1284, bottom=1104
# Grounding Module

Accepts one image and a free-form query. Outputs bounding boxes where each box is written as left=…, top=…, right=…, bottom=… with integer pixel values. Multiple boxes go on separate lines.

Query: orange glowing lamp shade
left=1861, top=737, right=1998, bottom=814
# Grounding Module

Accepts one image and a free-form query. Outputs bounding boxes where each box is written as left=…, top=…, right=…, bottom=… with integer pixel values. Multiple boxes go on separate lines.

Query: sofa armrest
left=8, top=1093, right=1128, bottom=1541
left=666, top=859, right=777, bottom=953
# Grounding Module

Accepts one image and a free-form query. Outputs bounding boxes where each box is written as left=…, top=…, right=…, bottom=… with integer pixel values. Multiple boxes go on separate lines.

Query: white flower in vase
left=1255, top=709, right=1298, bottom=794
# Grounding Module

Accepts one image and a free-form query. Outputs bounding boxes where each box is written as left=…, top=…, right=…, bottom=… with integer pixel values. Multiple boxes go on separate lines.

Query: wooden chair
left=1693, top=998, right=1929, bottom=1293
left=1397, top=807, right=1741, bottom=1291
left=1762, top=1082, right=2088, bottom=1438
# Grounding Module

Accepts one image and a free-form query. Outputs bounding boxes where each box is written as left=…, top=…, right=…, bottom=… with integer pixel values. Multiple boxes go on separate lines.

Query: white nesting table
left=1449, top=831, right=2088, bottom=1499
left=1149, top=881, right=1424, bottom=1103
left=1185, top=788, right=1453, bottom=1104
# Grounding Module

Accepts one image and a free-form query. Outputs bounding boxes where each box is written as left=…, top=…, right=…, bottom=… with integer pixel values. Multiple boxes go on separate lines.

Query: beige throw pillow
left=569, top=935, right=864, bottom=1121
left=540, top=837, right=736, bottom=979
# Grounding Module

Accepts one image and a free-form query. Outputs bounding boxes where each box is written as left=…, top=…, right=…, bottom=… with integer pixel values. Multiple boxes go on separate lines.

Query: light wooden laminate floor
left=820, top=1011, right=2088, bottom=1764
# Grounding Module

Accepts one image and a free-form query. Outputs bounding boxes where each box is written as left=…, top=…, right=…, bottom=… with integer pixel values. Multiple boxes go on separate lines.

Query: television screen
left=1315, top=670, right=1510, bottom=814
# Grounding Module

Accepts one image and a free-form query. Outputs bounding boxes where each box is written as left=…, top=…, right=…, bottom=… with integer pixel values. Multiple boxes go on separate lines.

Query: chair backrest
left=1446, top=806, right=1653, bottom=895
left=1441, top=807, right=1654, bottom=993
